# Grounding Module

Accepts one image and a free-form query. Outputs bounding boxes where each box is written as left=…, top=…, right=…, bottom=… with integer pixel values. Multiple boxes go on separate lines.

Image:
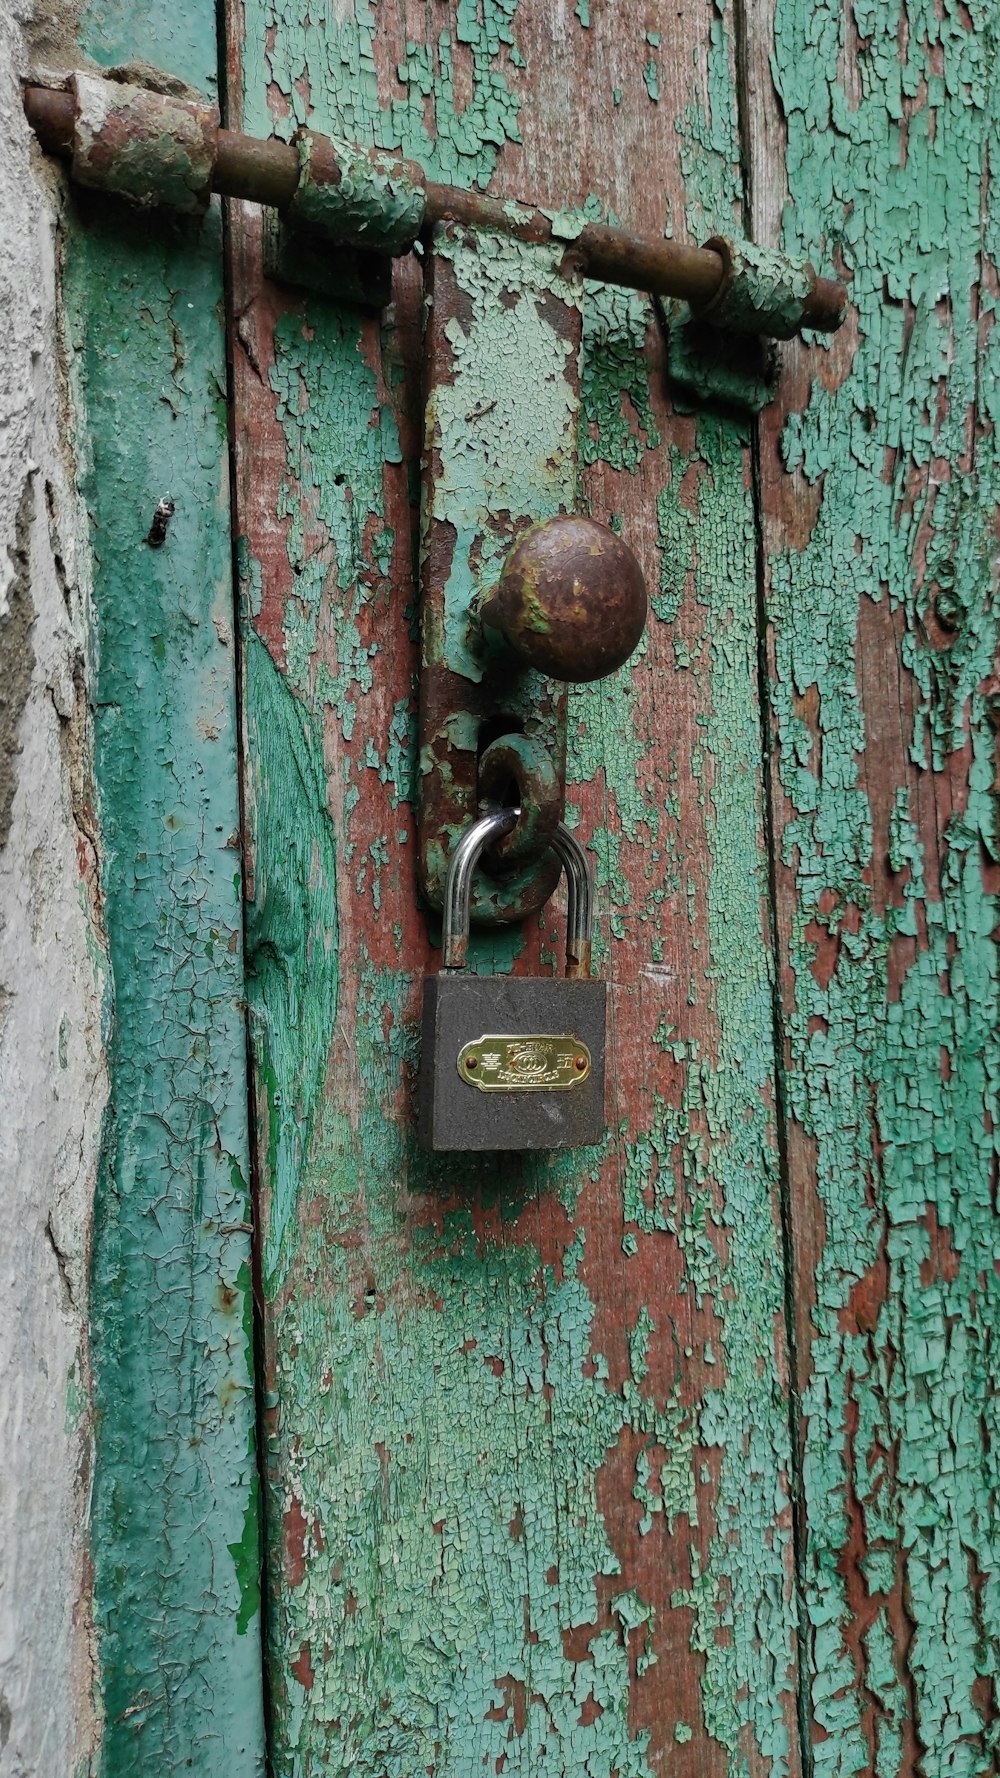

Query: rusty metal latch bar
left=23, top=74, right=847, bottom=340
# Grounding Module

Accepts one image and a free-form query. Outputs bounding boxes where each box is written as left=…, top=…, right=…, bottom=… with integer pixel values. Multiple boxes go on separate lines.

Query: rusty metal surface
left=665, top=306, right=781, bottom=415
left=483, top=513, right=648, bottom=683
left=691, top=233, right=824, bottom=340
left=69, top=73, right=218, bottom=212
left=23, top=81, right=848, bottom=336
left=284, top=128, right=425, bottom=254
left=477, top=734, right=562, bottom=867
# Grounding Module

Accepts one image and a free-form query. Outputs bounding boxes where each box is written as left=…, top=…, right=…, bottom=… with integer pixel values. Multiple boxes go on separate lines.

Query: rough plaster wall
left=0, top=4, right=105, bottom=1772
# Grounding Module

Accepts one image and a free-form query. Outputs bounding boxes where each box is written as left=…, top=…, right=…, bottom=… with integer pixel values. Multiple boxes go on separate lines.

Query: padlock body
left=419, top=976, right=607, bottom=1152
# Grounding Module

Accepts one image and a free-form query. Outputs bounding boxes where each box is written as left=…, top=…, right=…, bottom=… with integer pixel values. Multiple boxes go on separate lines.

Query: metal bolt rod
left=22, top=83, right=847, bottom=331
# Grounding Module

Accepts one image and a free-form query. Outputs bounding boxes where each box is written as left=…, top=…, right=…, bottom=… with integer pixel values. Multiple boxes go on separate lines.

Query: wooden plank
left=65, top=2, right=265, bottom=1769
left=744, top=0, right=1000, bottom=1771
left=226, top=2, right=802, bottom=1770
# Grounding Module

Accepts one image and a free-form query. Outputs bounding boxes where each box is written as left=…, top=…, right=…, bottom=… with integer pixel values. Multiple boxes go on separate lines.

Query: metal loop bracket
left=69, top=71, right=218, bottom=213
left=691, top=233, right=817, bottom=341
left=283, top=128, right=426, bottom=256
left=477, top=735, right=562, bottom=868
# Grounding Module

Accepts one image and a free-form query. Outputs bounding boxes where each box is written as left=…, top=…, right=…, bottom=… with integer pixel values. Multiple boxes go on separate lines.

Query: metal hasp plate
left=417, top=222, right=583, bottom=923
left=419, top=977, right=607, bottom=1151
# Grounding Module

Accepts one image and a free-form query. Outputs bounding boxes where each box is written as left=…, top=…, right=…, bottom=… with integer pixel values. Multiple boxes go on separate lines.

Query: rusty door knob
left=483, top=515, right=648, bottom=683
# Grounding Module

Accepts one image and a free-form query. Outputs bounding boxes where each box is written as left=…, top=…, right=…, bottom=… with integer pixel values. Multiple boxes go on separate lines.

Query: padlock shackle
left=441, top=810, right=595, bottom=975
left=552, top=825, right=594, bottom=980
left=442, top=810, right=519, bottom=968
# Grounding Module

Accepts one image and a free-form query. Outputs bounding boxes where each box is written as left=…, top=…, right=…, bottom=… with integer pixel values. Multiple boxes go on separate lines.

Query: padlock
left=418, top=809, right=607, bottom=1152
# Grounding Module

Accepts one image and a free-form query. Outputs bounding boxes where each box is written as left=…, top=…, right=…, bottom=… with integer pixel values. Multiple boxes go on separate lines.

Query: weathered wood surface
left=221, top=1, right=1000, bottom=1775
left=56, top=0, right=1000, bottom=1769
left=227, top=2, right=800, bottom=1774
left=746, top=0, right=1000, bottom=1772
left=63, top=2, right=265, bottom=1770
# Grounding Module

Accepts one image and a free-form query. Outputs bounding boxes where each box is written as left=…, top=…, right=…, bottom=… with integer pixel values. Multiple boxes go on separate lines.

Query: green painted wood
left=226, top=3, right=802, bottom=1773
left=65, top=2, right=265, bottom=1769
left=226, top=0, right=999, bottom=1771
left=55, top=0, right=999, bottom=1768
left=751, top=2, right=1000, bottom=1773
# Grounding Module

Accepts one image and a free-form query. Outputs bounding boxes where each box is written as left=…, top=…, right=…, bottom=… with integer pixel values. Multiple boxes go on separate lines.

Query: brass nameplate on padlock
left=457, top=1035, right=591, bottom=1092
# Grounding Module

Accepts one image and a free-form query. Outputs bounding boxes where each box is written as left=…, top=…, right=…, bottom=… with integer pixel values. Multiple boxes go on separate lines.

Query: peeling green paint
left=234, top=3, right=779, bottom=1770
left=429, top=228, right=582, bottom=679
left=417, top=222, right=586, bottom=921
left=238, top=0, right=803, bottom=1766
left=638, top=17, right=802, bottom=1765
left=676, top=5, right=743, bottom=244
left=245, top=0, right=523, bottom=189
left=768, top=0, right=1000, bottom=1770
left=265, top=305, right=389, bottom=727
left=265, top=1183, right=677, bottom=1775
left=244, top=634, right=339, bottom=1297
left=621, top=414, right=799, bottom=1770
left=699, top=237, right=814, bottom=341
left=581, top=282, right=661, bottom=473
left=230, top=1461, right=264, bottom=1636
left=245, top=229, right=672, bottom=1767
left=669, top=420, right=795, bottom=1772
left=61, top=0, right=1000, bottom=1766
left=654, top=447, right=697, bottom=629
left=228, top=0, right=998, bottom=1773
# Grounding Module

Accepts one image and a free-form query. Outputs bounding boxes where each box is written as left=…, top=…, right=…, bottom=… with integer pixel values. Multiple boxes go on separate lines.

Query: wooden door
left=69, top=0, right=998, bottom=1772
left=221, top=0, right=1000, bottom=1773
left=224, top=6, right=799, bottom=1774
